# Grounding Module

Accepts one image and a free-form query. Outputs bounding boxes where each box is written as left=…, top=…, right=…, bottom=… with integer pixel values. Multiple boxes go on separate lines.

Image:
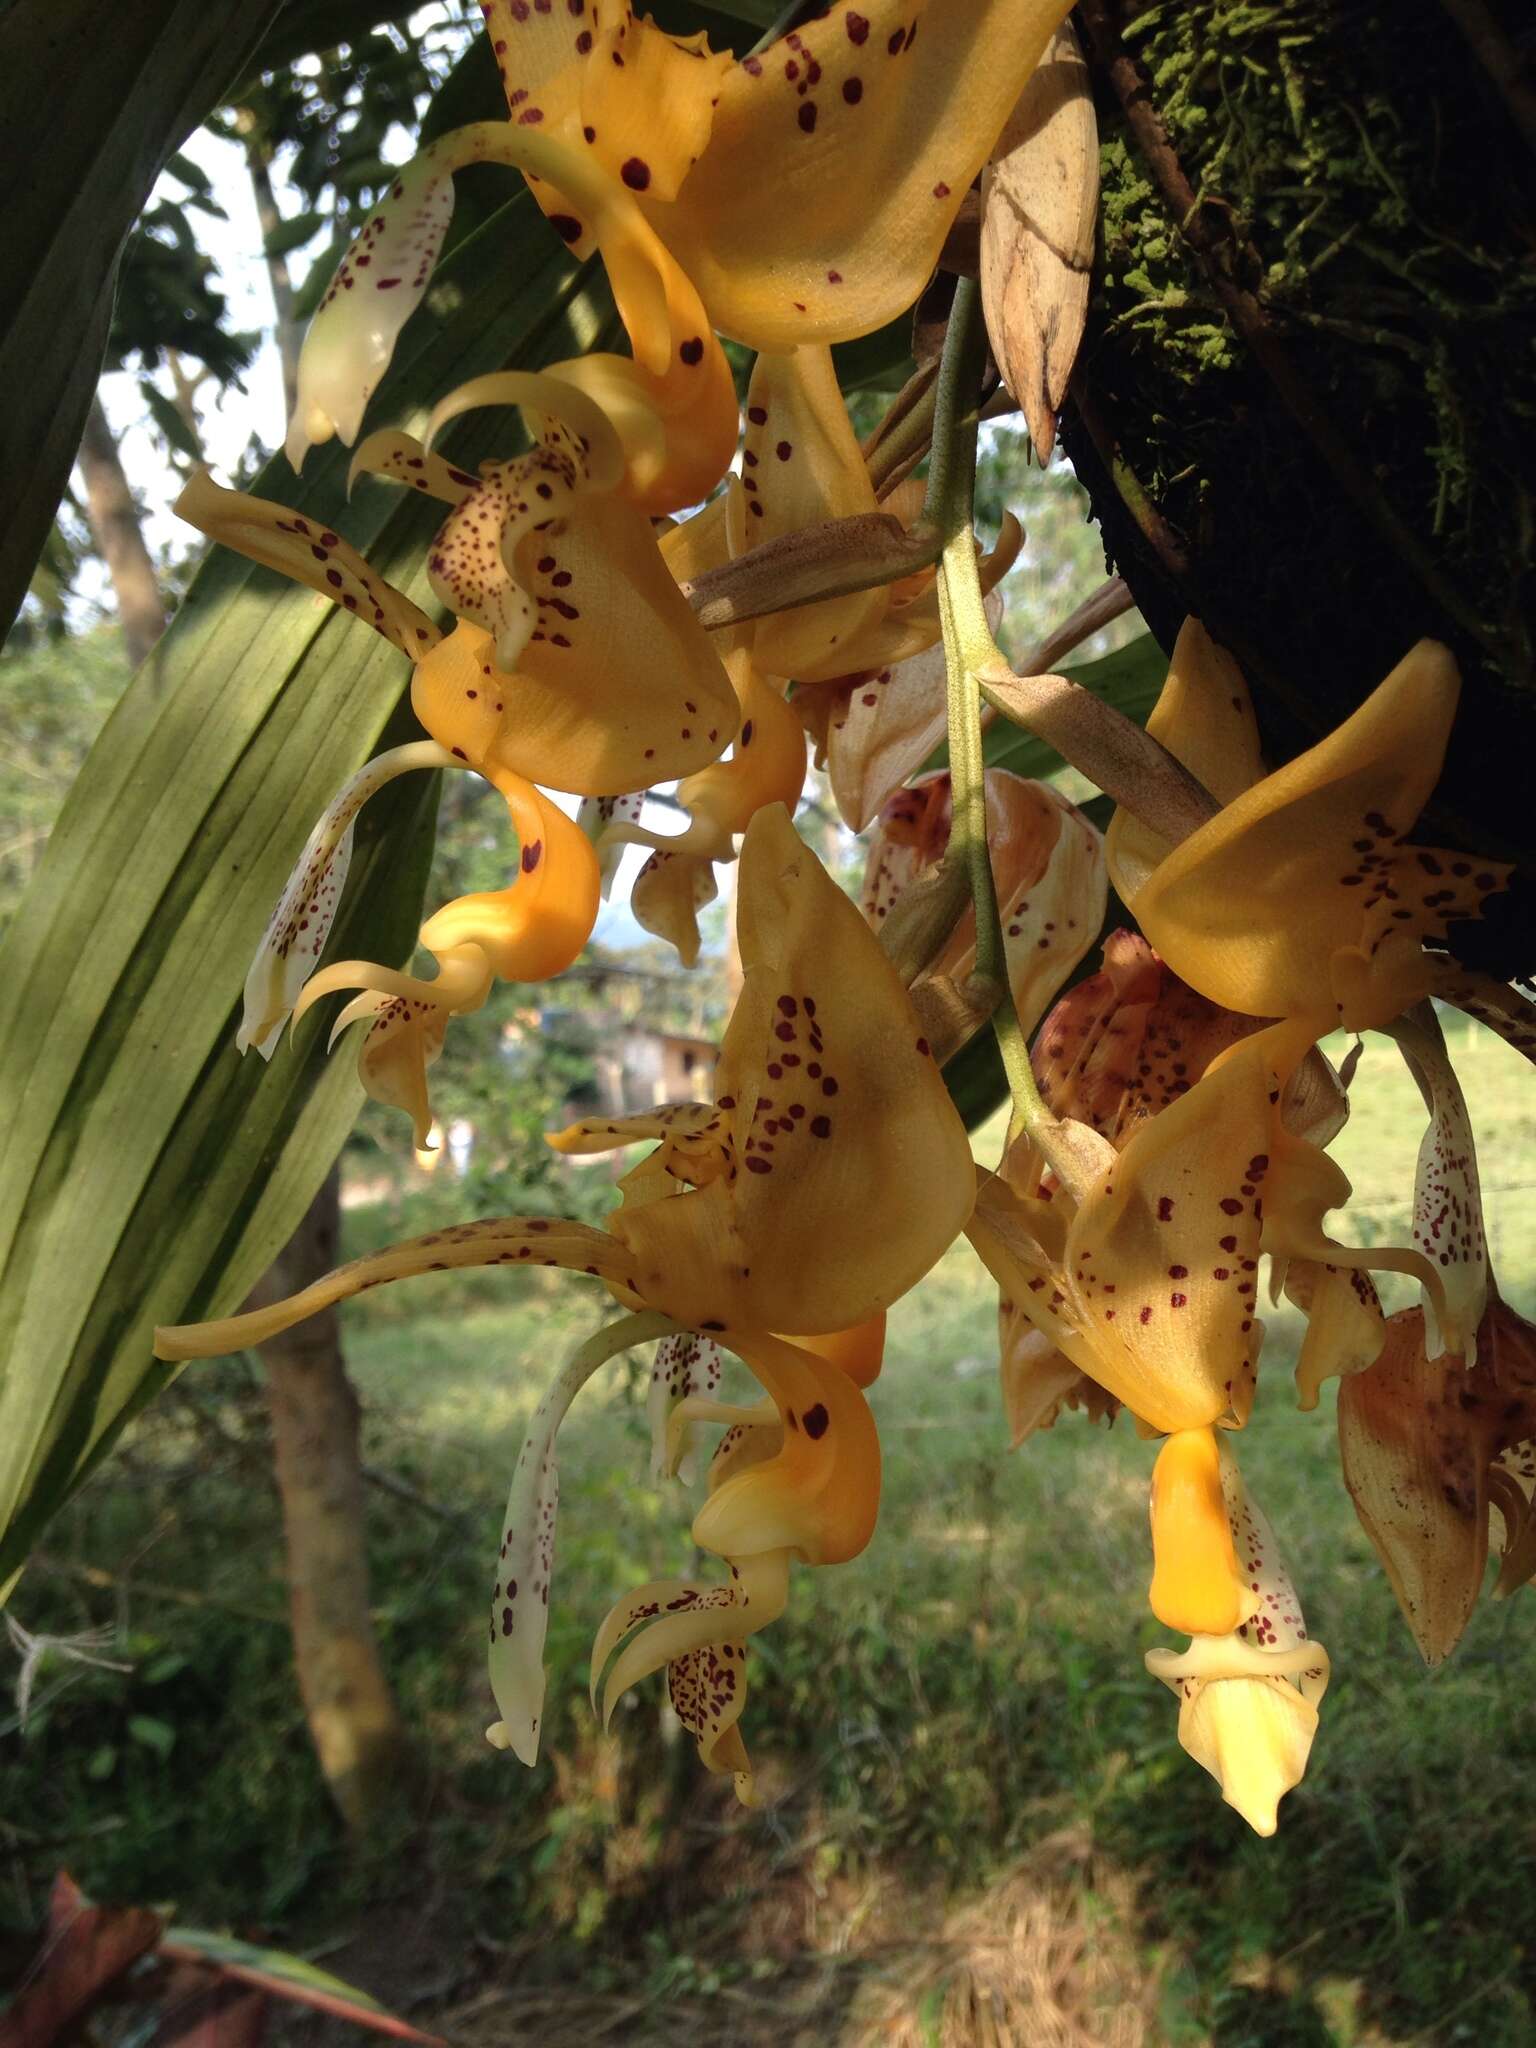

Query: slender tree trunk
left=255, top=1167, right=416, bottom=1835
left=75, top=395, right=167, bottom=669
left=243, top=137, right=301, bottom=416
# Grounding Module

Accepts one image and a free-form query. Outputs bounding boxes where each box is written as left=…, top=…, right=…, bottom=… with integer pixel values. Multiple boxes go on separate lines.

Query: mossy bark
left=1060, top=0, right=1536, bottom=969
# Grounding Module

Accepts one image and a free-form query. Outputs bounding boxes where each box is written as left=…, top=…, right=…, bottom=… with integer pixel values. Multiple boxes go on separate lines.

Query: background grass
left=3, top=1010, right=1535, bottom=2045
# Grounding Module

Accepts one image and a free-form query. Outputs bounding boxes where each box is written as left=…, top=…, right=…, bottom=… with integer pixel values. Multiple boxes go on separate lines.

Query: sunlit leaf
left=0, top=133, right=629, bottom=1584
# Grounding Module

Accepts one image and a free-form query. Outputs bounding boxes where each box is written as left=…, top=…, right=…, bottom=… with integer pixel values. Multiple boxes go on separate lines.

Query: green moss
left=1081, top=0, right=1536, bottom=699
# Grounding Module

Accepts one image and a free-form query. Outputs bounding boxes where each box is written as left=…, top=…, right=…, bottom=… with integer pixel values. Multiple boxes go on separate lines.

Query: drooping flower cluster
left=152, top=0, right=1535, bottom=1835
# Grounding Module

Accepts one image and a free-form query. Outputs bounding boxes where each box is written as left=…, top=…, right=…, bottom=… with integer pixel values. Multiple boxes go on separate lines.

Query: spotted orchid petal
left=1389, top=1004, right=1488, bottom=1364
left=1147, top=1451, right=1330, bottom=1836
left=1285, top=1260, right=1385, bottom=1412
left=589, top=804, right=976, bottom=1332
left=647, top=1331, right=726, bottom=1484
left=1035, top=1024, right=1287, bottom=1433
left=1339, top=1300, right=1536, bottom=1662
left=576, top=791, right=646, bottom=898
left=484, top=2, right=732, bottom=224
left=348, top=429, right=480, bottom=506
left=409, top=520, right=736, bottom=800
left=861, top=769, right=1106, bottom=1047
left=629, top=847, right=720, bottom=969
left=1105, top=618, right=1264, bottom=907
left=656, top=0, right=1077, bottom=352
left=1130, top=639, right=1510, bottom=1031
left=155, top=1216, right=639, bottom=1362
left=483, top=1309, right=678, bottom=1765
left=822, top=588, right=1006, bottom=832
left=175, top=469, right=440, bottom=658
left=287, top=120, right=737, bottom=511
left=238, top=740, right=456, bottom=1058
left=295, top=945, right=493, bottom=1150
left=739, top=346, right=887, bottom=679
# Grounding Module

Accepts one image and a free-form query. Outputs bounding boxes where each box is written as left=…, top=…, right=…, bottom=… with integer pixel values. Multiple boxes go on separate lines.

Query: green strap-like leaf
left=0, top=175, right=622, bottom=1584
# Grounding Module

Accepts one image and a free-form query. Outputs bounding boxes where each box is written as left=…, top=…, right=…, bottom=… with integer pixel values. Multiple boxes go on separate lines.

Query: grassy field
left=4, top=1012, right=1536, bottom=2045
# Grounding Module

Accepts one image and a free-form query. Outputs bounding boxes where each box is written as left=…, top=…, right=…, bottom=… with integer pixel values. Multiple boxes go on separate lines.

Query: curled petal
left=348, top=429, right=479, bottom=506
left=288, top=120, right=736, bottom=510
left=647, top=1332, right=725, bottom=1483
left=1286, top=1260, right=1385, bottom=1412
left=487, top=1309, right=677, bottom=1764
left=1132, top=640, right=1508, bottom=1030
left=630, top=847, right=719, bottom=968
left=344, top=982, right=453, bottom=1152
left=154, top=1216, right=636, bottom=1361
left=592, top=1547, right=788, bottom=1773
left=577, top=790, right=646, bottom=898
left=175, top=470, right=439, bottom=658
left=295, top=941, right=492, bottom=1147
left=419, top=773, right=601, bottom=985
left=411, top=490, right=737, bottom=799
left=238, top=740, right=455, bottom=1056
left=1389, top=1004, right=1488, bottom=1363
left=660, top=0, right=1077, bottom=351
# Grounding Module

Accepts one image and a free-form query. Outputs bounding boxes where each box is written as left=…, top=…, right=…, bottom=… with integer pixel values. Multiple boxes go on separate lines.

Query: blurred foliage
left=0, top=631, right=130, bottom=930
left=110, top=156, right=257, bottom=386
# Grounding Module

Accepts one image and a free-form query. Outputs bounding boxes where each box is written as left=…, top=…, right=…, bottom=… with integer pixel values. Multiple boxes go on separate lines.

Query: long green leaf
left=0, top=182, right=625, bottom=1586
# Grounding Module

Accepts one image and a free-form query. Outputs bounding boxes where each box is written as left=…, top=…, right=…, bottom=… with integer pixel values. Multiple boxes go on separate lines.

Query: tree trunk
left=75, top=395, right=167, bottom=670
left=244, top=139, right=301, bottom=417
left=255, top=1166, right=415, bottom=1835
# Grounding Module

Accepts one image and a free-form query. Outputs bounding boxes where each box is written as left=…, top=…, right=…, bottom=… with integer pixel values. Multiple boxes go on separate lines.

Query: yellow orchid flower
left=1146, top=1442, right=1330, bottom=1836
left=984, top=931, right=1416, bottom=1433
left=156, top=807, right=972, bottom=1777
left=588, top=1317, right=887, bottom=1804
left=1340, top=1280, right=1536, bottom=1662
left=860, top=767, right=1106, bottom=1050
left=290, top=0, right=1075, bottom=491
left=969, top=1011, right=1441, bottom=1437
left=1108, top=623, right=1510, bottom=1033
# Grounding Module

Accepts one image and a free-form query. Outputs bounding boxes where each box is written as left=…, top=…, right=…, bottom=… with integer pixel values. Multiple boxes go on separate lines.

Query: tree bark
left=75, top=396, right=168, bottom=671
left=243, top=138, right=301, bottom=418
left=255, top=1166, right=415, bottom=1835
